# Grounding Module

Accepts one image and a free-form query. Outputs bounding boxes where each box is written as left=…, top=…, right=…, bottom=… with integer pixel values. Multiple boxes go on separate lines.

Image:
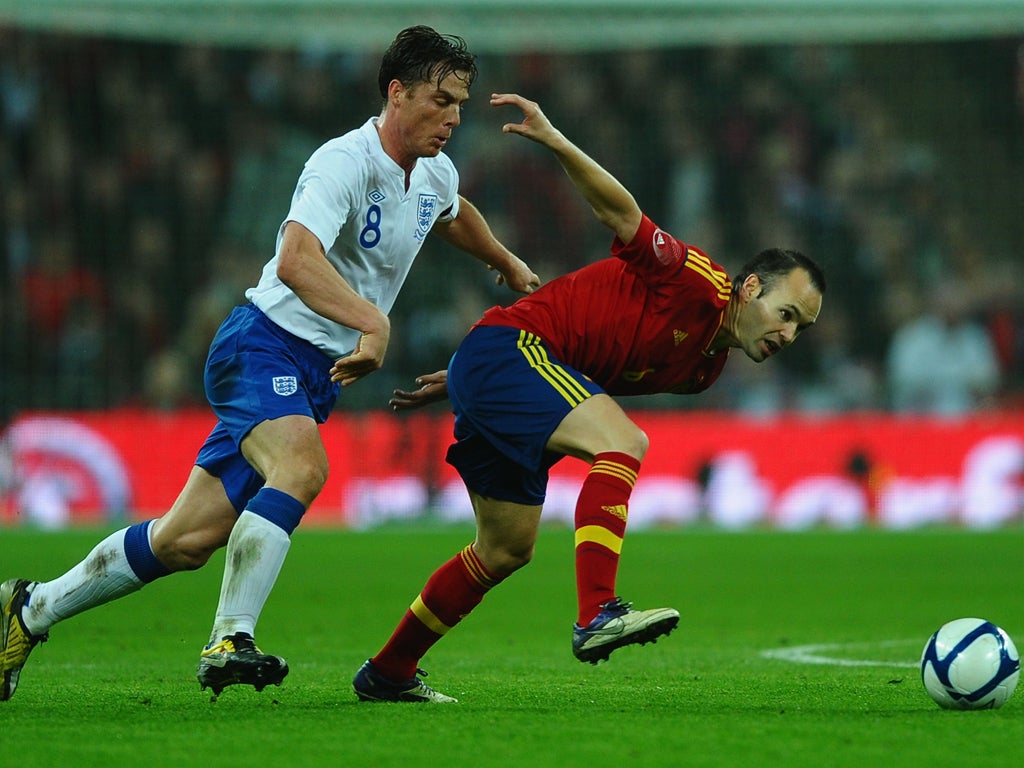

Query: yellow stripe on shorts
left=517, top=331, right=591, bottom=406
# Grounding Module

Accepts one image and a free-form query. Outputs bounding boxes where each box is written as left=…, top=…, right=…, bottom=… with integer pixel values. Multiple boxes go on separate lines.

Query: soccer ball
left=920, top=618, right=1020, bottom=710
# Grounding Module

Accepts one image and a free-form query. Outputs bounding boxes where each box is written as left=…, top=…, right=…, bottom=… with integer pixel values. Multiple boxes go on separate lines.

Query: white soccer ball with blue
left=920, top=617, right=1020, bottom=710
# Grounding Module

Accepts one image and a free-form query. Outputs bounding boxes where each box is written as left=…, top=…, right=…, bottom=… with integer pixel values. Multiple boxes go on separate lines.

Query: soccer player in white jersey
left=0, top=26, right=539, bottom=701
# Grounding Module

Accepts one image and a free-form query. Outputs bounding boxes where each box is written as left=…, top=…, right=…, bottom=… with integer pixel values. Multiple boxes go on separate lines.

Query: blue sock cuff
left=247, top=487, right=306, bottom=535
left=123, top=520, right=172, bottom=583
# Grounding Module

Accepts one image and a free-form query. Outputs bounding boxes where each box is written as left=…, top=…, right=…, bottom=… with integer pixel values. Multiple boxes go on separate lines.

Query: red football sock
left=371, top=543, right=503, bottom=682
left=574, top=451, right=641, bottom=626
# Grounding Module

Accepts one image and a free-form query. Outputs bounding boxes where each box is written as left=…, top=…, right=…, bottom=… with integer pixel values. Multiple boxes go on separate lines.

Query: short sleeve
left=285, top=150, right=358, bottom=254
left=611, top=214, right=688, bottom=276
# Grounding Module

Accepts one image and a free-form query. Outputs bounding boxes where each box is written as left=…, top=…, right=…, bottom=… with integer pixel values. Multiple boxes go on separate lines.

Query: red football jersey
left=476, top=215, right=732, bottom=396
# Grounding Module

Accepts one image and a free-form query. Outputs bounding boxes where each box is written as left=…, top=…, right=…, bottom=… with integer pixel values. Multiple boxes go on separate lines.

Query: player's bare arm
left=388, top=369, right=449, bottom=411
left=275, top=222, right=391, bottom=387
left=491, top=92, right=642, bottom=244
left=432, top=196, right=540, bottom=294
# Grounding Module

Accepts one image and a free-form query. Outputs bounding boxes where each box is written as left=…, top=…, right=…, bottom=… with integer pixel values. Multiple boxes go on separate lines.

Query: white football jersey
left=246, top=117, right=460, bottom=358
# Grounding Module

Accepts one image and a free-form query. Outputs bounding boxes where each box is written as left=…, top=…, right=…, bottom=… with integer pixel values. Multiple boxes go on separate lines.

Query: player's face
left=732, top=268, right=822, bottom=363
left=391, top=71, right=471, bottom=162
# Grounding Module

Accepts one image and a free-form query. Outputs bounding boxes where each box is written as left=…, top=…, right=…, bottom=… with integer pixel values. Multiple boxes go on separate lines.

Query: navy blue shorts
left=195, top=303, right=340, bottom=512
left=445, top=324, right=604, bottom=505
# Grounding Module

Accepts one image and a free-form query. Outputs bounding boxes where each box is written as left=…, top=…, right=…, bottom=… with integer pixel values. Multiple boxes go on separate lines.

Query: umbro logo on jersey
left=673, top=329, right=688, bottom=346
left=272, top=376, right=298, bottom=396
left=368, top=188, right=386, bottom=204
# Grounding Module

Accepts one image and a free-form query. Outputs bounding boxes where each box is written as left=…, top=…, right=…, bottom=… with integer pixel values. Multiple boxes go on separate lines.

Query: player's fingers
left=341, top=370, right=372, bottom=387
left=492, top=92, right=534, bottom=108
left=416, top=371, right=447, bottom=387
left=489, top=92, right=520, bottom=106
left=331, top=360, right=370, bottom=383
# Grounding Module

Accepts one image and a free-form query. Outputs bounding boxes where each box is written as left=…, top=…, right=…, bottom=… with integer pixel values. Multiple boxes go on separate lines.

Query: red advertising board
left=2, top=409, right=1021, bottom=529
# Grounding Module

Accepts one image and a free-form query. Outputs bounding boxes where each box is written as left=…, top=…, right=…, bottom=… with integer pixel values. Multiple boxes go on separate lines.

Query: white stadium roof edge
left=2, top=0, right=1024, bottom=53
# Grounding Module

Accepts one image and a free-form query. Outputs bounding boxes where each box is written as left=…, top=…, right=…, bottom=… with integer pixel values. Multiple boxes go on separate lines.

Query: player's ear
left=739, top=274, right=761, bottom=303
left=387, top=79, right=405, bottom=106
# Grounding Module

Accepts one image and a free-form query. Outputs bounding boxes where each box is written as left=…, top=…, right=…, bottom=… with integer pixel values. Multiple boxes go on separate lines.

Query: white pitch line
left=760, top=640, right=919, bottom=669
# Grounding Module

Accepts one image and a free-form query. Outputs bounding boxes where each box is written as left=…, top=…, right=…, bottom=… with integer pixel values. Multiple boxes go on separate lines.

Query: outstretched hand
left=492, top=91, right=642, bottom=246
left=388, top=370, right=449, bottom=411
left=490, top=93, right=563, bottom=147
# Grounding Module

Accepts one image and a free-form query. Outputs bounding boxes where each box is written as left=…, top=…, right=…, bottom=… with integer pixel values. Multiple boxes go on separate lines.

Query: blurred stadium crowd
left=1, top=29, right=1023, bottom=417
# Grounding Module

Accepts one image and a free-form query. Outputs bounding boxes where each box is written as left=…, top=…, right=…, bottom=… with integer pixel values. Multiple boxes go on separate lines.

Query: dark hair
left=378, top=26, right=477, bottom=100
left=733, top=248, right=826, bottom=296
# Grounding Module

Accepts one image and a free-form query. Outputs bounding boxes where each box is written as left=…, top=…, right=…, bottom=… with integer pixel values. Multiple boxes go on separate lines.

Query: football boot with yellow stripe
left=1, top=579, right=48, bottom=701
left=196, top=632, right=288, bottom=696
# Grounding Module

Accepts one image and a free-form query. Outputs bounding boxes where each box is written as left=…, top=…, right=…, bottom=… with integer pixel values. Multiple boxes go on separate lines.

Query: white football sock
left=208, top=510, right=290, bottom=643
left=22, top=527, right=145, bottom=636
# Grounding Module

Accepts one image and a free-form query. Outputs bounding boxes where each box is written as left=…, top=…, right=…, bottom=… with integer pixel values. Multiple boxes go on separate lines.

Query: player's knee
left=620, top=426, right=649, bottom=461
left=478, top=541, right=534, bottom=575
left=636, top=428, right=650, bottom=459
left=498, top=543, right=535, bottom=574
left=296, top=459, right=329, bottom=497
left=275, top=456, right=329, bottom=506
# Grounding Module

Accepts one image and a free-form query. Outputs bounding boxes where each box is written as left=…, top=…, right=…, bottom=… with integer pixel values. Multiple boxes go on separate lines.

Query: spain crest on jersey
left=416, top=194, right=438, bottom=241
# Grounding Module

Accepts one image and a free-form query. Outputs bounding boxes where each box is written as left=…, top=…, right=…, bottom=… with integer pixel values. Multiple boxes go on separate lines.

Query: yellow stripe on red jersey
left=475, top=214, right=731, bottom=397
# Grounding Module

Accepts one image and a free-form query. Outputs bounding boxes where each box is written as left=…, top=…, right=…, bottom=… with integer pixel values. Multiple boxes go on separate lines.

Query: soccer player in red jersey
left=346, top=93, right=826, bottom=702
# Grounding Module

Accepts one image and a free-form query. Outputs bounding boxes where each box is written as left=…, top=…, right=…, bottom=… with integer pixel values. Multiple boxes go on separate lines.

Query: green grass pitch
left=2, top=525, right=1023, bottom=767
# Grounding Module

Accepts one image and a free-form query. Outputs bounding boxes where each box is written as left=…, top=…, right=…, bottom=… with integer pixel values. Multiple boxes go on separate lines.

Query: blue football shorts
left=445, top=324, right=604, bottom=505
left=195, top=302, right=340, bottom=513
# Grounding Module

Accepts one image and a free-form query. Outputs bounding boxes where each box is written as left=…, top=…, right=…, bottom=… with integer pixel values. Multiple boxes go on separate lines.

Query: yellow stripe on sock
left=574, top=525, right=624, bottom=555
left=410, top=595, right=452, bottom=636
left=460, top=545, right=500, bottom=590
left=590, top=460, right=638, bottom=487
